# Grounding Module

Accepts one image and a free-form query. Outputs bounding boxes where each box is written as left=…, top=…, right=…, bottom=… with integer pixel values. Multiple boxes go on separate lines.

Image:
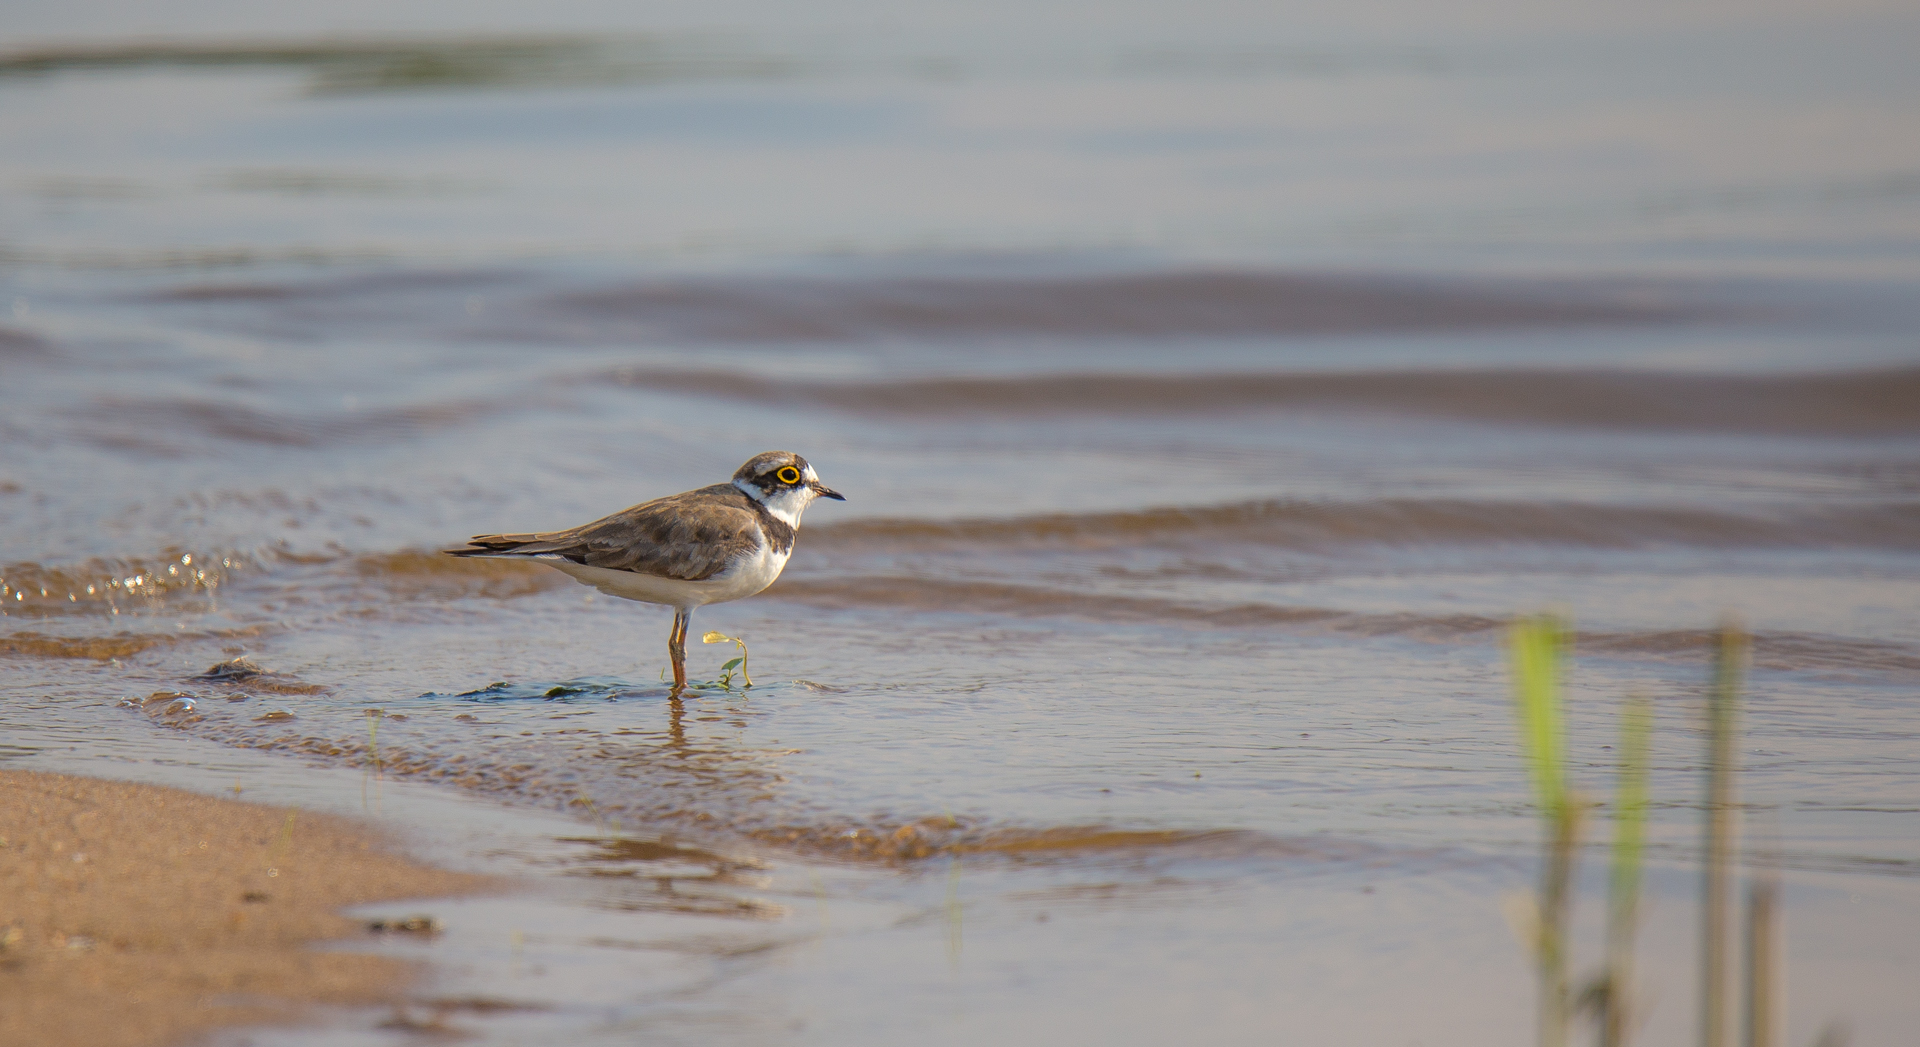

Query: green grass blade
left=1602, top=693, right=1654, bottom=1047
left=1510, top=614, right=1569, bottom=817
left=1701, top=618, right=1747, bottom=1047
left=1509, top=612, right=1578, bottom=1047
left=1608, top=695, right=1653, bottom=924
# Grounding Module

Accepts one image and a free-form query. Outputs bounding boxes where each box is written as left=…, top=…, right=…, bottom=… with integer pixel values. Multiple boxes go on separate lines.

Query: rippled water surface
left=4, top=1, right=1919, bottom=1043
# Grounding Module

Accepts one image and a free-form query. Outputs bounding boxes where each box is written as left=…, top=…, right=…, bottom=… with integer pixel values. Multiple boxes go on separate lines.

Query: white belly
left=538, top=543, right=789, bottom=609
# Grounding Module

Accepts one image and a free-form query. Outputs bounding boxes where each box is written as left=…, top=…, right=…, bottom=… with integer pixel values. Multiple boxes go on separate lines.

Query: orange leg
left=667, top=608, right=690, bottom=694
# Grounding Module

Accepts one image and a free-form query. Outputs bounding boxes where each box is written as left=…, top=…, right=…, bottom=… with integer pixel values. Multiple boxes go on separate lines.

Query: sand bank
left=0, top=769, right=490, bottom=1047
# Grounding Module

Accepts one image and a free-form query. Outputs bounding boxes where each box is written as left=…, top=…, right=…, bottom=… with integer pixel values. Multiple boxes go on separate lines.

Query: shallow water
left=4, top=1, right=1920, bottom=1043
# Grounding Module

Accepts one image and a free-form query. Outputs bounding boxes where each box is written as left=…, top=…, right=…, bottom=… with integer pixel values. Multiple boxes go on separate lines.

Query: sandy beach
left=0, top=770, right=490, bottom=1047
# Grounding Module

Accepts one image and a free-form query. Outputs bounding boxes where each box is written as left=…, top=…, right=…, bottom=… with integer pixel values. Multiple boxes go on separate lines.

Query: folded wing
left=445, top=484, right=763, bottom=582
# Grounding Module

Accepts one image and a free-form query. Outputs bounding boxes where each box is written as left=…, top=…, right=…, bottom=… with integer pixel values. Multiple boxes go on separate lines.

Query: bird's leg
left=667, top=608, right=689, bottom=695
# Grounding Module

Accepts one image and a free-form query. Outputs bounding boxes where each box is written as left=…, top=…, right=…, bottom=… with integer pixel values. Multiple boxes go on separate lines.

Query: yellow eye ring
left=776, top=466, right=802, bottom=485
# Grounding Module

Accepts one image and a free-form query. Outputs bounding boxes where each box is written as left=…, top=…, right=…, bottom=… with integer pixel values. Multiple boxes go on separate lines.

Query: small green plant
left=1510, top=616, right=1661, bottom=1047
left=701, top=630, right=752, bottom=689
left=1510, top=613, right=1581, bottom=1047
left=1600, top=694, right=1653, bottom=1047
left=1507, top=616, right=1808, bottom=1047
left=1701, top=620, right=1746, bottom=1047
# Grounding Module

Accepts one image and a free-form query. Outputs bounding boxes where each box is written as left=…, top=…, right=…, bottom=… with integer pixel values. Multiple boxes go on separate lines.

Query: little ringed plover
left=445, top=451, right=844, bottom=693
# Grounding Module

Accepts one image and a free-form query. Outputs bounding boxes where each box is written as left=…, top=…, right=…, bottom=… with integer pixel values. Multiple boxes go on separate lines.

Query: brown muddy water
left=4, top=1, right=1920, bottom=1044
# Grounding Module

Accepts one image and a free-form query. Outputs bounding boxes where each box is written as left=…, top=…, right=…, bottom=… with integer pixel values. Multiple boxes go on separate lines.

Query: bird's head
left=732, top=451, right=844, bottom=527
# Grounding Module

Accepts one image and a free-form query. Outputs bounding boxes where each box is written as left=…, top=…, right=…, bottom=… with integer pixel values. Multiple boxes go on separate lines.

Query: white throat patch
left=736, top=477, right=816, bottom=528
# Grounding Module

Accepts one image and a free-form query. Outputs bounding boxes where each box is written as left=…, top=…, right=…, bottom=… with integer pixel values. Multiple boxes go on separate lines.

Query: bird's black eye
left=776, top=466, right=802, bottom=485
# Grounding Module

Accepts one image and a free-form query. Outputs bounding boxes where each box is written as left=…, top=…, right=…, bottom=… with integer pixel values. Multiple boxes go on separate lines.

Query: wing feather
left=445, top=484, right=762, bottom=581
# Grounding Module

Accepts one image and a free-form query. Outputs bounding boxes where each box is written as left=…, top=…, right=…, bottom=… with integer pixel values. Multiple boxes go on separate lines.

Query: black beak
left=811, top=482, right=846, bottom=501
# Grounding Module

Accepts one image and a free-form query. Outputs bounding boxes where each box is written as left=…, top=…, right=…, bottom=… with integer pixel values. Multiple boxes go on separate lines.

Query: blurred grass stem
left=1510, top=614, right=1576, bottom=1047
left=1744, top=873, right=1779, bottom=1047
left=1702, top=620, right=1746, bottom=1047
left=1603, top=694, right=1653, bottom=1047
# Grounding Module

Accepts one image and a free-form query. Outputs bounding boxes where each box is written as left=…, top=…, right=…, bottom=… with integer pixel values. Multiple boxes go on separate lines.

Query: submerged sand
left=0, top=770, right=490, bottom=1047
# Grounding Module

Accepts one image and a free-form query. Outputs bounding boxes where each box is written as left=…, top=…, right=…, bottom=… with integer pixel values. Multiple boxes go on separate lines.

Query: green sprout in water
left=1507, top=615, right=1792, bottom=1047
left=1600, top=694, right=1653, bottom=1047
left=1510, top=613, right=1580, bottom=1047
left=1702, top=619, right=1746, bottom=1047
left=701, top=630, right=752, bottom=690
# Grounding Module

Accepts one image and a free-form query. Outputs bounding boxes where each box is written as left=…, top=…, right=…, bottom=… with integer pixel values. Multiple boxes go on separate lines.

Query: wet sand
left=0, top=770, right=490, bottom=1047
